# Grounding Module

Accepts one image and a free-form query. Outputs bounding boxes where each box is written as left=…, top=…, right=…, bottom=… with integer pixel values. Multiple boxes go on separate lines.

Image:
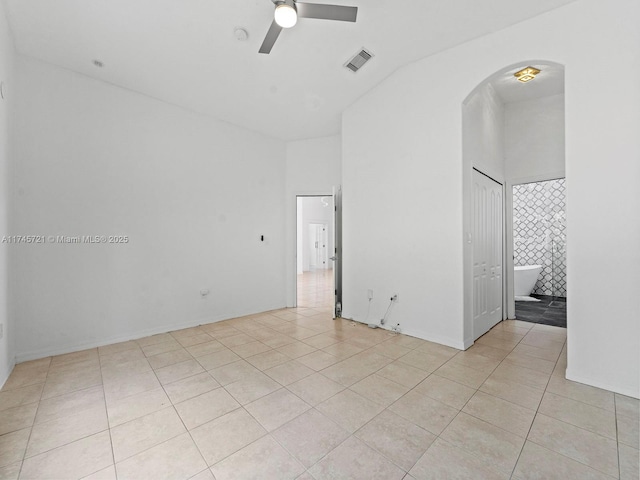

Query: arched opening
left=462, top=61, right=566, bottom=346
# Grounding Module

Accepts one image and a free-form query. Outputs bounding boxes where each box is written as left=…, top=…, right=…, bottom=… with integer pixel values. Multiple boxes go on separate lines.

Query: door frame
left=293, top=192, right=339, bottom=311
left=506, top=172, right=566, bottom=318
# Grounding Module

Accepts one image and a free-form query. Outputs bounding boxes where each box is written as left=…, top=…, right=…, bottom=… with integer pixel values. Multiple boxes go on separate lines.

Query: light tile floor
left=297, top=270, right=333, bottom=309
left=0, top=274, right=637, bottom=480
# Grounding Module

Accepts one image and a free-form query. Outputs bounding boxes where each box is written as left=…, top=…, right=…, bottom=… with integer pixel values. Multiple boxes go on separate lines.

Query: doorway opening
left=296, top=196, right=334, bottom=310
left=512, top=178, right=567, bottom=328
left=462, top=60, right=566, bottom=345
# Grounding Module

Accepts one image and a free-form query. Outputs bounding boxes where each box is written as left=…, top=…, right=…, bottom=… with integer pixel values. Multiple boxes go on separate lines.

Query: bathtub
left=514, top=265, right=542, bottom=296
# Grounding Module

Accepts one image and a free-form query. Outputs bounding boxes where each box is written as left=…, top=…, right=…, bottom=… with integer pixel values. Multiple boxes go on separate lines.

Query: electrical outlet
left=391, top=323, right=401, bottom=333
left=367, top=289, right=374, bottom=300
left=391, top=293, right=399, bottom=302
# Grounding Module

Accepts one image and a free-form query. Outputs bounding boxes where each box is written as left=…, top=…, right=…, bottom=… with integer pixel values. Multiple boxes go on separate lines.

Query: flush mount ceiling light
left=274, top=2, right=297, bottom=28
left=514, top=66, right=541, bottom=83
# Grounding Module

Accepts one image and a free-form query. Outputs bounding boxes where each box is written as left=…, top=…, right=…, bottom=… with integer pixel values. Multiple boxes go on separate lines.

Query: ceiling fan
left=259, top=0, right=358, bottom=54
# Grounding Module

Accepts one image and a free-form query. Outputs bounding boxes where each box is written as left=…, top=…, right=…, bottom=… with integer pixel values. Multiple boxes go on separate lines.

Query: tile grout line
left=99, top=354, right=118, bottom=480
left=613, top=393, right=621, bottom=480
left=507, top=335, right=566, bottom=479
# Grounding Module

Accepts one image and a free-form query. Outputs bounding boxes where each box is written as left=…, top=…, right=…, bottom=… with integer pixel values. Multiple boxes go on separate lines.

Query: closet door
left=473, top=170, right=503, bottom=339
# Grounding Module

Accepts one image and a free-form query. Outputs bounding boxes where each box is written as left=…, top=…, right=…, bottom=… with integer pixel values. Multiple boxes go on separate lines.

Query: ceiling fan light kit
left=259, top=0, right=358, bottom=54
left=274, top=2, right=297, bottom=28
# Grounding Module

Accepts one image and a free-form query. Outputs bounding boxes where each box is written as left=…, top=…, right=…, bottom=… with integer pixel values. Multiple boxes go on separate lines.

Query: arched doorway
left=462, top=61, right=566, bottom=344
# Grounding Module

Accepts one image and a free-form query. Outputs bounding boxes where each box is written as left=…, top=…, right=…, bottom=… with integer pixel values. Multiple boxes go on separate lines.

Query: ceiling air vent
left=345, top=48, right=373, bottom=73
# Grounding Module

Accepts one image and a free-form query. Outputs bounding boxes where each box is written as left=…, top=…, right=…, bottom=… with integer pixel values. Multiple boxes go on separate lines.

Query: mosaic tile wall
left=513, top=179, right=566, bottom=297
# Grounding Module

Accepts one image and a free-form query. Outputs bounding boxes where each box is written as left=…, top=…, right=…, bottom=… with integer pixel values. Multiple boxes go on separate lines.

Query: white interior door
left=308, top=223, right=328, bottom=270
left=473, top=170, right=503, bottom=340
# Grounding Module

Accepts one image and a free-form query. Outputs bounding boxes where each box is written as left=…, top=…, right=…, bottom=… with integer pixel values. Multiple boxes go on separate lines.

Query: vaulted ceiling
left=4, top=0, right=577, bottom=140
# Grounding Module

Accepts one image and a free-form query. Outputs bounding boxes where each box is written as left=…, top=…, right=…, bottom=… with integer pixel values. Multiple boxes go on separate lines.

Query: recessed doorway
left=512, top=178, right=567, bottom=328
left=296, top=196, right=335, bottom=309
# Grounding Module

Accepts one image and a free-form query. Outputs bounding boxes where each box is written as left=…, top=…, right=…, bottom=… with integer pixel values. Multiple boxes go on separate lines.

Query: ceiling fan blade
left=296, top=3, right=358, bottom=22
left=259, top=20, right=283, bottom=54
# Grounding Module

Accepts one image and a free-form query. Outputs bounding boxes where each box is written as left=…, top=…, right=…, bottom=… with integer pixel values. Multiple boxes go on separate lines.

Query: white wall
left=0, top=0, right=15, bottom=386
left=285, top=136, right=341, bottom=306
left=463, top=83, right=506, bottom=183
left=505, top=93, right=565, bottom=183
left=504, top=93, right=565, bottom=317
left=11, top=57, right=287, bottom=361
left=462, top=82, right=507, bottom=345
left=342, top=0, right=640, bottom=397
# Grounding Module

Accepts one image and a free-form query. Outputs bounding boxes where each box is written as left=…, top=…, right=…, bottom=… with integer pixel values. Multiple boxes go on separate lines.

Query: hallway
left=296, top=269, right=334, bottom=310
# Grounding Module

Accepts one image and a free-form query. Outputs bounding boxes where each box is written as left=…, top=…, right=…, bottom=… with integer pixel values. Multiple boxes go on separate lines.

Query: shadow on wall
left=513, top=178, right=566, bottom=297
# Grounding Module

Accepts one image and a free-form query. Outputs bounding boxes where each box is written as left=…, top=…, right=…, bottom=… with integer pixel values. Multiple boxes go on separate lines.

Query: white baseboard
left=566, top=368, right=639, bottom=399
left=15, top=304, right=285, bottom=364
left=0, top=357, right=16, bottom=390
left=340, top=316, right=466, bottom=351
